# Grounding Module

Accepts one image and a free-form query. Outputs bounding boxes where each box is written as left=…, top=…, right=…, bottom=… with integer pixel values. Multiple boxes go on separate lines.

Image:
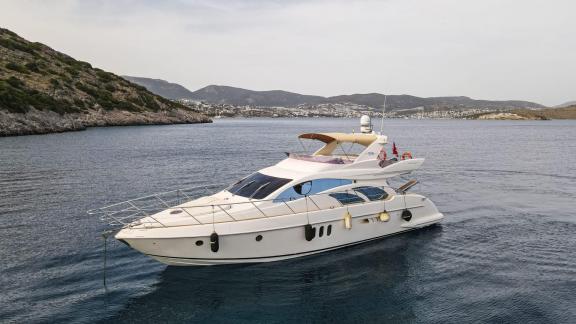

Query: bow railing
left=88, top=181, right=417, bottom=229
left=87, top=184, right=224, bottom=227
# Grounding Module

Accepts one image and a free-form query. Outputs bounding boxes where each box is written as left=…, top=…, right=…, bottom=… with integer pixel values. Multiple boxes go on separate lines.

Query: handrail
left=89, top=182, right=415, bottom=229
left=88, top=184, right=224, bottom=227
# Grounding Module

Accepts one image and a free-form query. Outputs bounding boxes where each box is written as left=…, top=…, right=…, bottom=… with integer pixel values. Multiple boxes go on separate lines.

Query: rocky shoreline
left=0, top=108, right=212, bottom=137
left=474, top=112, right=547, bottom=120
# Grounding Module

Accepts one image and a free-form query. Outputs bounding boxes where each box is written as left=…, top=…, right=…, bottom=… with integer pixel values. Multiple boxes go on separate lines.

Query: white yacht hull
left=147, top=228, right=425, bottom=266
left=116, top=194, right=444, bottom=266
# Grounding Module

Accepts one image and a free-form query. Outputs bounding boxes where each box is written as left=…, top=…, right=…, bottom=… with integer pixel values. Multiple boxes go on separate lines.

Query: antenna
left=380, top=95, right=387, bottom=134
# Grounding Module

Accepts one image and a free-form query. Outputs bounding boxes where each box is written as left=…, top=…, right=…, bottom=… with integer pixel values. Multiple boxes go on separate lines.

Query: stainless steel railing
left=88, top=182, right=415, bottom=230
left=87, top=184, right=224, bottom=228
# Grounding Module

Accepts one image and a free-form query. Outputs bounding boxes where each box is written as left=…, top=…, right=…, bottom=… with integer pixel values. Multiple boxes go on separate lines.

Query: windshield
left=228, top=172, right=291, bottom=199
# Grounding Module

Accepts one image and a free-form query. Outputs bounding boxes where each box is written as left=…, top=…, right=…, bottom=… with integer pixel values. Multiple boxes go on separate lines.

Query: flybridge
left=290, top=132, right=387, bottom=165
left=298, top=133, right=382, bottom=147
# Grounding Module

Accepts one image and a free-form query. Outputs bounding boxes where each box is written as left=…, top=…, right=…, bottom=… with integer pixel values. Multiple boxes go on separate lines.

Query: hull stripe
left=143, top=226, right=433, bottom=261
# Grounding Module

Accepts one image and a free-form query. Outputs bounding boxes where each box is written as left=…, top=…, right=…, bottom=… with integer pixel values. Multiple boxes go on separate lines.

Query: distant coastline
left=2, top=26, right=573, bottom=138
left=125, top=76, right=576, bottom=121
left=175, top=100, right=576, bottom=120
left=469, top=107, right=576, bottom=120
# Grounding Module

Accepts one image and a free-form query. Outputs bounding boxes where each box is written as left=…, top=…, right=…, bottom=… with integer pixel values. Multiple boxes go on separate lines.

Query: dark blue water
left=1, top=119, right=575, bottom=323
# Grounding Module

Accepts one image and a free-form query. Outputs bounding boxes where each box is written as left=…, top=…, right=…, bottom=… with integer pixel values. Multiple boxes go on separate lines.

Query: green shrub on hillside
left=127, top=95, right=144, bottom=106
left=0, top=28, right=18, bottom=37
left=73, top=98, right=85, bottom=108
left=115, top=100, right=140, bottom=112
left=64, top=66, right=80, bottom=77
left=0, top=80, right=30, bottom=113
left=0, top=79, right=78, bottom=114
left=57, top=75, right=71, bottom=86
left=0, top=38, right=38, bottom=55
left=96, top=70, right=114, bottom=83
left=49, top=78, right=60, bottom=88
left=7, top=76, right=25, bottom=88
left=5, top=62, right=29, bottom=74
left=75, top=81, right=123, bottom=110
left=25, top=62, right=41, bottom=73
left=76, top=61, right=92, bottom=69
left=131, top=83, right=147, bottom=92
left=55, top=53, right=77, bottom=66
left=75, top=82, right=98, bottom=97
left=140, top=93, right=161, bottom=111
left=104, top=83, right=116, bottom=92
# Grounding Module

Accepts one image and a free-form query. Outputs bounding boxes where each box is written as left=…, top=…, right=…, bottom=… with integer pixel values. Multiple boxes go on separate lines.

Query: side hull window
left=274, top=179, right=352, bottom=202
left=329, top=192, right=365, bottom=205
left=354, top=186, right=389, bottom=201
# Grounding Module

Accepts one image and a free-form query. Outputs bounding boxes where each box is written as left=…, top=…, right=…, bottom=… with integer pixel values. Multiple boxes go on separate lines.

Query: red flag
left=392, top=142, right=398, bottom=157
left=378, top=148, right=387, bottom=161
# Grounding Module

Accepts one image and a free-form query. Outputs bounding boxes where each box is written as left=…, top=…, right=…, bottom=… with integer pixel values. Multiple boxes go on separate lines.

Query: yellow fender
left=379, top=211, right=390, bottom=222
left=344, top=211, right=352, bottom=229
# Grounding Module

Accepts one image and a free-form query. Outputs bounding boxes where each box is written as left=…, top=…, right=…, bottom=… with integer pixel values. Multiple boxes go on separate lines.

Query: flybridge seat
left=288, top=153, right=353, bottom=164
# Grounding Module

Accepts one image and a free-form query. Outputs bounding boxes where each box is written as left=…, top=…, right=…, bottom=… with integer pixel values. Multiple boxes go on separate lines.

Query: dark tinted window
left=228, top=173, right=291, bottom=199
left=274, top=178, right=352, bottom=202
left=329, top=192, right=365, bottom=205
left=354, top=186, right=388, bottom=201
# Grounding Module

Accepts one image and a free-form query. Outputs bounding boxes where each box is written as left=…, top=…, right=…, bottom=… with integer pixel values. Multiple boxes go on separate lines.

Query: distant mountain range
left=122, top=76, right=197, bottom=101
left=124, top=76, right=546, bottom=110
left=192, top=85, right=327, bottom=107
left=555, top=100, right=576, bottom=108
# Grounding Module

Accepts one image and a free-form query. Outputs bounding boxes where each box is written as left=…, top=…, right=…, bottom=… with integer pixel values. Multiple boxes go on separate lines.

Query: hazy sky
left=1, top=0, right=574, bottom=105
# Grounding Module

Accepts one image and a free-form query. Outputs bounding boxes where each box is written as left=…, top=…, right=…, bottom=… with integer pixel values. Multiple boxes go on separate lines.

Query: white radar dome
left=360, top=115, right=372, bottom=133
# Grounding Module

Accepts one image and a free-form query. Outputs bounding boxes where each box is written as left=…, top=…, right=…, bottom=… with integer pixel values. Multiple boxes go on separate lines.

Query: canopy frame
left=298, top=132, right=378, bottom=156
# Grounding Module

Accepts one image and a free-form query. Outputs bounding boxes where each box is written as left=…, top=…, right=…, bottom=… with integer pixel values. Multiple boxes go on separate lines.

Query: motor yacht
left=90, top=117, right=444, bottom=266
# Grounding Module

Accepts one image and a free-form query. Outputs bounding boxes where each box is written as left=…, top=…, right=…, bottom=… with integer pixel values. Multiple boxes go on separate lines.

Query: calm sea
left=0, top=119, right=575, bottom=323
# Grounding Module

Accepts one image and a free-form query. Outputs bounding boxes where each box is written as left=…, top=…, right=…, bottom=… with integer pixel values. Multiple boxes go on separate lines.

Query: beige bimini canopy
left=299, top=132, right=378, bottom=146
left=299, top=132, right=379, bottom=156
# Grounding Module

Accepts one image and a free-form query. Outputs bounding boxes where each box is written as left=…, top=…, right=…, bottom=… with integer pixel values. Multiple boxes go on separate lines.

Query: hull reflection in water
left=108, top=226, right=444, bottom=323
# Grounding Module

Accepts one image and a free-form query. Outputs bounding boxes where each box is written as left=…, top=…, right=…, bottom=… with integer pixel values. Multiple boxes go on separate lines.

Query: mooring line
left=102, top=230, right=113, bottom=292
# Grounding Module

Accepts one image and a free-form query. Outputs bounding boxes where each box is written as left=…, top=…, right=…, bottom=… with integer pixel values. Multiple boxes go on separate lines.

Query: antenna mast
left=380, top=95, right=387, bottom=134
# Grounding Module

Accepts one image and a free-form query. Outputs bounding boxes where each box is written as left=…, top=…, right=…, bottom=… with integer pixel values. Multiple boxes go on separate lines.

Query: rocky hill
left=122, top=76, right=196, bottom=100
left=126, top=77, right=545, bottom=110
left=190, top=85, right=327, bottom=106
left=555, top=100, right=576, bottom=108
left=0, top=28, right=210, bottom=137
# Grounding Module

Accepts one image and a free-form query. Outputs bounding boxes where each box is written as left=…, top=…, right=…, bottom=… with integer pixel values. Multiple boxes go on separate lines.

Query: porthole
left=327, top=225, right=332, bottom=236
left=401, top=210, right=413, bottom=222
left=195, top=240, right=204, bottom=246
left=170, top=210, right=183, bottom=215
left=319, top=226, right=324, bottom=237
left=255, top=235, right=263, bottom=241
